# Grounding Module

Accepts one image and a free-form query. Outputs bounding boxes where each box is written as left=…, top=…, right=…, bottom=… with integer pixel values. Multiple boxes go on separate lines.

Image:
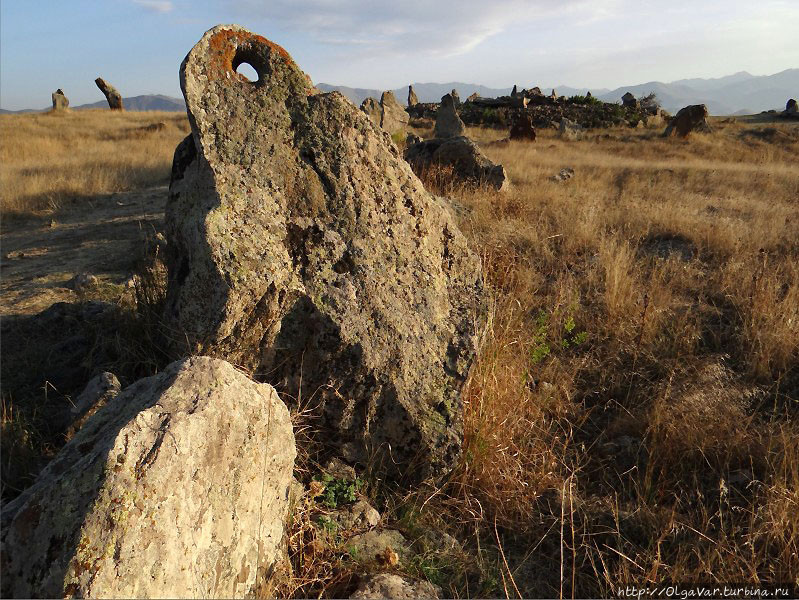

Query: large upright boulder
left=380, top=90, right=409, bottom=136
left=1, top=357, right=296, bottom=598
left=407, top=84, right=418, bottom=107
left=163, top=25, right=486, bottom=481
left=433, top=93, right=466, bottom=138
left=51, top=88, right=69, bottom=111
left=94, top=77, right=123, bottom=110
left=664, top=104, right=710, bottom=138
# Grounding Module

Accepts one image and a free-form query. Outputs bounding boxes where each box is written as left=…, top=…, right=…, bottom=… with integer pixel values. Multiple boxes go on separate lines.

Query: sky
left=1, top=0, right=797, bottom=110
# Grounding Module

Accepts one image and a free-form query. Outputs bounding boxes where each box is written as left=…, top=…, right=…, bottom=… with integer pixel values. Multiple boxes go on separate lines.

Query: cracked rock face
left=163, top=25, right=486, bottom=481
left=0, top=357, right=295, bottom=599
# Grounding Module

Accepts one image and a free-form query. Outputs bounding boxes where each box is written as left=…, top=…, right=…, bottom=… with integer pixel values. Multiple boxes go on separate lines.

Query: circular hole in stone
left=235, top=62, right=259, bottom=82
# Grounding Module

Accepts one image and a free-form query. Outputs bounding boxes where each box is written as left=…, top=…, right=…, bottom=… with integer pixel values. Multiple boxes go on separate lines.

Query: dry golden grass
left=2, top=110, right=798, bottom=597
left=0, top=109, right=189, bottom=216
left=411, top=121, right=799, bottom=596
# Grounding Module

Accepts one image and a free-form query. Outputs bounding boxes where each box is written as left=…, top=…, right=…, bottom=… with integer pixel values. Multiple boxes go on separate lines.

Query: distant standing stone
left=451, top=88, right=461, bottom=106
left=360, top=97, right=381, bottom=124
left=778, top=98, right=798, bottom=120
left=622, top=92, right=638, bottom=108
left=407, top=84, right=418, bottom=107
left=94, top=77, right=123, bottom=110
left=511, top=84, right=518, bottom=97
left=663, top=104, right=710, bottom=138
left=380, top=90, right=409, bottom=136
left=433, top=93, right=466, bottom=138
left=509, top=112, right=536, bottom=141
left=51, top=88, right=69, bottom=111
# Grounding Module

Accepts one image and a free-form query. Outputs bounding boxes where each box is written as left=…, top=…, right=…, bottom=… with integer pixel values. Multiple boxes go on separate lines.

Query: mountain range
left=2, top=70, right=795, bottom=116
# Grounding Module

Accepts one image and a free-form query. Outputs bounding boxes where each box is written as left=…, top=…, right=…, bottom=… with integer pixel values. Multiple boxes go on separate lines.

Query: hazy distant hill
left=594, top=69, right=797, bottom=114
left=0, top=94, right=185, bottom=114
left=74, top=94, right=185, bottom=112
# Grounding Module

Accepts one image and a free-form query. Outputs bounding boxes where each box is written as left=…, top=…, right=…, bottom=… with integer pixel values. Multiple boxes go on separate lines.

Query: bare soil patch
left=1, top=186, right=165, bottom=316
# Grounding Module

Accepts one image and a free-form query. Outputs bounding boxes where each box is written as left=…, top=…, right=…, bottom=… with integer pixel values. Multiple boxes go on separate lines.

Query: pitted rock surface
left=350, top=573, right=441, bottom=599
left=664, top=104, right=710, bottom=138
left=434, top=93, right=466, bottom=138
left=0, top=357, right=295, bottom=598
left=163, top=25, right=486, bottom=481
left=52, top=89, right=69, bottom=111
left=94, top=77, right=123, bottom=110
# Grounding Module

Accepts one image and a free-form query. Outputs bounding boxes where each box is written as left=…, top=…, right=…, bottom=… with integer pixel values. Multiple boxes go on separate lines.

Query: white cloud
left=232, top=0, right=595, bottom=57
left=132, top=0, right=174, bottom=13
left=218, top=0, right=796, bottom=90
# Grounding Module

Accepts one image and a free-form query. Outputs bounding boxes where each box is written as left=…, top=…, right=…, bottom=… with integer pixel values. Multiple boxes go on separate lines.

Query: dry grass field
left=0, top=109, right=189, bottom=217
left=414, top=121, right=799, bottom=596
left=1, top=109, right=797, bottom=597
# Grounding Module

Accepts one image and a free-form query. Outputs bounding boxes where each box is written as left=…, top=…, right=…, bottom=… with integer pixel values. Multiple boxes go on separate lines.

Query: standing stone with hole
left=163, top=25, right=487, bottom=482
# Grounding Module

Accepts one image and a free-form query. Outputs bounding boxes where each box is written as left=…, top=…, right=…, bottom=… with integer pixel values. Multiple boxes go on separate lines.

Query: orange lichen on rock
left=206, top=28, right=295, bottom=83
